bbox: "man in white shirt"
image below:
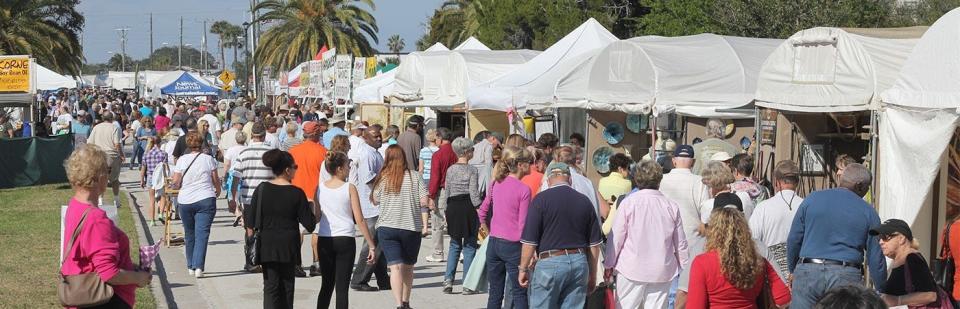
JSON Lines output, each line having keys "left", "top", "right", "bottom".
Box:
{"left": 218, "top": 116, "right": 245, "bottom": 154}
{"left": 749, "top": 160, "right": 802, "bottom": 284}
{"left": 349, "top": 126, "right": 391, "bottom": 291}
{"left": 658, "top": 144, "right": 711, "bottom": 308}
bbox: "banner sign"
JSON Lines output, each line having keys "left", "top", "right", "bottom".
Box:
{"left": 320, "top": 48, "right": 337, "bottom": 99}
{"left": 352, "top": 57, "right": 366, "bottom": 85}
{"left": 0, "top": 56, "right": 32, "bottom": 92}
{"left": 366, "top": 57, "right": 377, "bottom": 78}
{"left": 308, "top": 60, "right": 322, "bottom": 97}
{"left": 334, "top": 55, "right": 352, "bottom": 102}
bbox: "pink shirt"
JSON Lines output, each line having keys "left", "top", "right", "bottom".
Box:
{"left": 154, "top": 115, "right": 171, "bottom": 130}
{"left": 478, "top": 176, "right": 531, "bottom": 242}
{"left": 61, "top": 198, "right": 137, "bottom": 308}
{"left": 604, "top": 189, "right": 689, "bottom": 283}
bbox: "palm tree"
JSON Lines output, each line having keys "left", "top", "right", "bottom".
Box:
{"left": 387, "top": 34, "right": 404, "bottom": 58}
{"left": 253, "top": 0, "right": 378, "bottom": 71}
{"left": 0, "top": 0, "right": 85, "bottom": 76}
{"left": 210, "top": 21, "right": 242, "bottom": 72}
{"left": 221, "top": 25, "right": 243, "bottom": 73}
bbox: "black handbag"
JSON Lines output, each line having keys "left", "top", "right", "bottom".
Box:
{"left": 247, "top": 184, "right": 264, "bottom": 265}
{"left": 935, "top": 221, "right": 956, "bottom": 293}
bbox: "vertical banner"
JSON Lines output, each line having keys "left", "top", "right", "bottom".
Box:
{"left": 308, "top": 60, "right": 322, "bottom": 97}
{"left": 366, "top": 57, "right": 377, "bottom": 78}
{"left": 333, "top": 55, "right": 352, "bottom": 103}
{"left": 352, "top": 57, "right": 366, "bottom": 85}
{"left": 320, "top": 48, "right": 337, "bottom": 100}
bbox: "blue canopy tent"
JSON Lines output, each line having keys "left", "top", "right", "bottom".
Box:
{"left": 160, "top": 72, "right": 220, "bottom": 96}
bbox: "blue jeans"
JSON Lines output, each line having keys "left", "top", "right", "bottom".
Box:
{"left": 487, "top": 237, "right": 527, "bottom": 309}
{"left": 529, "top": 253, "right": 588, "bottom": 309}
{"left": 445, "top": 235, "right": 479, "bottom": 282}
{"left": 791, "top": 263, "right": 864, "bottom": 309}
{"left": 179, "top": 197, "right": 216, "bottom": 270}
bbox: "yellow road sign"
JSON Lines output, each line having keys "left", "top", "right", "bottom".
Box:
{"left": 219, "top": 70, "right": 235, "bottom": 84}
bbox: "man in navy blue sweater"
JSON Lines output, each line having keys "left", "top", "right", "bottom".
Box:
{"left": 786, "top": 163, "right": 886, "bottom": 309}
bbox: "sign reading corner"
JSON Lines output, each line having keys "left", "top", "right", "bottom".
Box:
{"left": 0, "top": 56, "right": 32, "bottom": 93}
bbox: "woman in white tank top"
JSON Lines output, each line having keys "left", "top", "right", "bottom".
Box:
{"left": 314, "top": 151, "right": 375, "bottom": 309}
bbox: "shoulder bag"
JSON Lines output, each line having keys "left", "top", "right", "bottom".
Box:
{"left": 906, "top": 253, "right": 956, "bottom": 309}
{"left": 935, "top": 221, "right": 956, "bottom": 292}
{"left": 169, "top": 153, "right": 201, "bottom": 190}
{"left": 248, "top": 184, "right": 264, "bottom": 265}
{"left": 755, "top": 260, "right": 777, "bottom": 309}
{"left": 58, "top": 208, "right": 115, "bottom": 307}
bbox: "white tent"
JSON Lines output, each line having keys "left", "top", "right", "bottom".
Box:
{"left": 36, "top": 65, "right": 76, "bottom": 90}
{"left": 454, "top": 37, "right": 491, "bottom": 51}
{"left": 876, "top": 8, "right": 960, "bottom": 228}
{"left": 755, "top": 27, "right": 918, "bottom": 113}
{"left": 391, "top": 49, "right": 540, "bottom": 108}
{"left": 467, "top": 18, "right": 617, "bottom": 111}
{"left": 551, "top": 34, "right": 781, "bottom": 118}
{"left": 352, "top": 42, "right": 449, "bottom": 104}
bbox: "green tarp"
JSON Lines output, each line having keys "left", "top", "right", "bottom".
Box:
{"left": 0, "top": 134, "right": 73, "bottom": 188}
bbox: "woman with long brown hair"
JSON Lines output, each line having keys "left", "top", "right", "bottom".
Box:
{"left": 477, "top": 146, "right": 533, "bottom": 309}
{"left": 372, "top": 145, "right": 428, "bottom": 309}
{"left": 686, "top": 207, "right": 791, "bottom": 308}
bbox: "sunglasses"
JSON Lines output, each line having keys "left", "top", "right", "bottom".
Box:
{"left": 879, "top": 233, "right": 900, "bottom": 241}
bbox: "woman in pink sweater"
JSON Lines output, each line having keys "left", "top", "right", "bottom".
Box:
{"left": 61, "top": 144, "right": 152, "bottom": 308}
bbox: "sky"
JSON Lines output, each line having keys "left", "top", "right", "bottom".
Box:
{"left": 77, "top": 0, "right": 445, "bottom": 65}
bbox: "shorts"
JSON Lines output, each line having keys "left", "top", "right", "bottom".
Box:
{"left": 378, "top": 226, "right": 422, "bottom": 266}
{"left": 106, "top": 155, "right": 121, "bottom": 185}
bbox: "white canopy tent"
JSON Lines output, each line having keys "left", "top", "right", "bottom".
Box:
{"left": 467, "top": 18, "right": 617, "bottom": 112}
{"left": 454, "top": 37, "right": 491, "bottom": 51}
{"left": 877, "top": 8, "right": 960, "bottom": 228}
{"left": 106, "top": 71, "right": 137, "bottom": 90}
{"left": 550, "top": 34, "right": 781, "bottom": 118}
{"left": 391, "top": 49, "right": 540, "bottom": 108}
{"left": 352, "top": 42, "right": 449, "bottom": 104}
{"left": 36, "top": 65, "right": 76, "bottom": 90}
{"left": 755, "top": 27, "right": 918, "bottom": 112}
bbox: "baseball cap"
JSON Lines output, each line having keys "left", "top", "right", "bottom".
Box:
{"left": 713, "top": 192, "right": 743, "bottom": 212}
{"left": 302, "top": 121, "right": 320, "bottom": 135}
{"left": 407, "top": 115, "right": 424, "bottom": 126}
{"left": 674, "top": 145, "right": 694, "bottom": 158}
{"left": 869, "top": 219, "right": 913, "bottom": 241}
{"left": 710, "top": 151, "right": 733, "bottom": 162}
{"left": 545, "top": 162, "right": 571, "bottom": 175}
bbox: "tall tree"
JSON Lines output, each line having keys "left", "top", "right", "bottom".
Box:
{"left": 253, "top": 0, "right": 379, "bottom": 72}
{"left": 210, "top": 21, "right": 242, "bottom": 71}
{"left": 0, "top": 0, "right": 85, "bottom": 76}
{"left": 387, "top": 34, "right": 404, "bottom": 58}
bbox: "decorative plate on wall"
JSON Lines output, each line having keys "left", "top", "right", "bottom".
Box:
{"left": 603, "top": 122, "right": 625, "bottom": 145}
{"left": 592, "top": 146, "right": 615, "bottom": 174}
{"left": 626, "top": 114, "right": 648, "bottom": 133}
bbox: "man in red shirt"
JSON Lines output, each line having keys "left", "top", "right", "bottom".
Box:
{"left": 426, "top": 127, "right": 457, "bottom": 262}
{"left": 288, "top": 121, "right": 327, "bottom": 276}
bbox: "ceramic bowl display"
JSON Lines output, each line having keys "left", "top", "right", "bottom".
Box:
{"left": 603, "top": 122, "right": 625, "bottom": 145}
{"left": 592, "top": 146, "right": 615, "bottom": 174}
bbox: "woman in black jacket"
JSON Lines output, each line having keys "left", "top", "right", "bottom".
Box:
{"left": 244, "top": 149, "right": 317, "bottom": 309}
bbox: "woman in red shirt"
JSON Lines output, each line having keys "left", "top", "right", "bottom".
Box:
{"left": 687, "top": 207, "right": 791, "bottom": 308}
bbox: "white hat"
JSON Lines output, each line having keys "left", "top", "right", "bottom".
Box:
{"left": 710, "top": 151, "right": 733, "bottom": 162}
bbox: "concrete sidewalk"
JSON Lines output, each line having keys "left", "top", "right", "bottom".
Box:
{"left": 121, "top": 168, "right": 489, "bottom": 309}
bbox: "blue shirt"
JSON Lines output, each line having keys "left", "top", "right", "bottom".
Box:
{"left": 139, "top": 106, "right": 153, "bottom": 117}
{"left": 521, "top": 185, "right": 602, "bottom": 253}
{"left": 321, "top": 126, "right": 348, "bottom": 148}
{"left": 787, "top": 188, "right": 886, "bottom": 291}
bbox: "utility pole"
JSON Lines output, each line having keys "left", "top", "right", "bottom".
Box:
{"left": 179, "top": 16, "right": 183, "bottom": 69}
{"left": 149, "top": 13, "right": 154, "bottom": 56}
{"left": 202, "top": 20, "right": 208, "bottom": 72}
{"left": 116, "top": 28, "right": 129, "bottom": 71}
{"left": 251, "top": 0, "right": 259, "bottom": 102}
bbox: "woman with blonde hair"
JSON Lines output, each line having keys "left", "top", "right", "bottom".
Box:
{"left": 699, "top": 161, "right": 754, "bottom": 227}
{"left": 687, "top": 207, "right": 791, "bottom": 308}
{"left": 871, "top": 219, "right": 942, "bottom": 307}
{"left": 61, "top": 144, "right": 152, "bottom": 308}
{"left": 171, "top": 132, "right": 221, "bottom": 278}
{"left": 196, "top": 119, "right": 215, "bottom": 156}
{"left": 417, "top": 129, "right": 440, "bottom": 236}
{"left": 373, "top": 145, "right": 429, "bottom": 309}
{"left": 504, "top": 134, "right": 526, "bottom": 149}
{"left": 477, "top": 146, "right": 533, "bottom": 309}
{"left": 319, "top": 135, "right": 351, "bottom": 184}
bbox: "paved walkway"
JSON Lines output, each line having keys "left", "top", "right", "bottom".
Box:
{"left": 121, "top": 168, "right": 489, "bottom": 309}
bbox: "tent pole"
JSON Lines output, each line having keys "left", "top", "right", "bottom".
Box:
{"left": 755, "top": 106, "right": 761, "bottom": 175}
{"left": 870, "top": 109, "right": 879, "bottom": 208}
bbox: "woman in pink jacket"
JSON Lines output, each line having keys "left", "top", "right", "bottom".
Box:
{"left": 61, "top": 144, "right": 152, "bottom": 308}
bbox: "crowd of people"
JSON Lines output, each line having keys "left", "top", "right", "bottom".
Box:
{"left": 51, "top": 87, "right": 957, "bottom": 309}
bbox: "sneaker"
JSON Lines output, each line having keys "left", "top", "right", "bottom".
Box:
{"left": 294, "top": 266, "right": 307, "bottom": 278}
{"left": 442, "top": 279, "right": 453, "bottom": 294}
{"left": 194, "top": 269, "right": 203, "bottom": 278}
{"left": 244, "top": 265, "right": 262, "bottom": 273}
{"left": 425, "top": 255, "right": 445, "bottom": 263}
{"left": 188, "top": 269, "right": 195, "bottom": 275}
{"left": 462, "top": 288, "right": 479, "bottom": 295}
{"left": 309, "top": 265, "right": 321, "bottom": 277}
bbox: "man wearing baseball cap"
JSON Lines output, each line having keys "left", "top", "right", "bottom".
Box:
{"left": 658, "top": 144, "right": 711, "bottom": 307}
{"left": 289, "top": 121, "right": 328, "bottom": 277}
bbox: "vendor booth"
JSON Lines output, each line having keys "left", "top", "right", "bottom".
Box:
{"left": 876, "top": 8, "right": 960, "bottom": 260}
{"left": 154, "top": 71, "right": 220, "bottom": 97}
{"left": 36, "top": 65, "right": 76, "bottom": 90}
{"left": 754, "top": 27, "right": 920, "bottom": 195}
{"left": 548, "top": 34, "right": 782, "bottom": 181}
{"left": 390, "top": 38, "right": 538, "bottom": 136}
{"left": 356, "top": 43, "right": 449, "bottom": 128}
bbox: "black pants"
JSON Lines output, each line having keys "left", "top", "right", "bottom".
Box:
{"left": 244, "top": 228, "right": 255, "bottom": 268}
{"left": 87, "top": 294, "right": 131, "bottom": 309}
{"left": 317, "top": 236, "right": 355, "bottom": 309}
{"left": 350, "top": 217, "right": 390, "bottom": 288}
{"left": 261, "top": 262, "right": 296, "bottom": 309}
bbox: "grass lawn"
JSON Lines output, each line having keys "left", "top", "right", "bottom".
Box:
{"left": 0, "top": 184, "right": 157, "bottom": 309}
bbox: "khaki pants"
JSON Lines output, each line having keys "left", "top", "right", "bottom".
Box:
{"left": 430, "top": 188, "right": 448, "bottom": 258}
